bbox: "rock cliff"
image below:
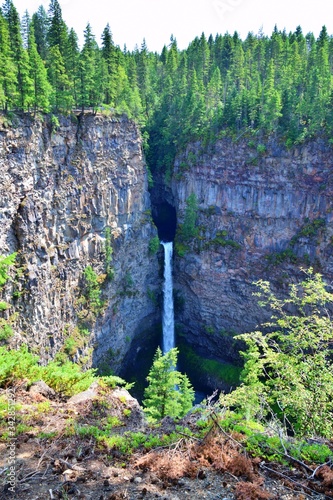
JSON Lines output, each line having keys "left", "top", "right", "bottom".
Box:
{"left": 171, "top": 137, "right": 333, "bottom": 363}
{"left": 0, "top": 113, "right": 159, "bottom": 371}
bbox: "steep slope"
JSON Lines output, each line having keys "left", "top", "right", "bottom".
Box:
{"left": 171, "top": 137, "right": 333, "bottom": 365}
{"left": 0, "top": 113, "right": 159, "bottom": 371}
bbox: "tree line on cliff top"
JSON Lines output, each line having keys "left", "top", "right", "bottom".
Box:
{"left": 1, "top": 0, "right": 333, "bottom": 171}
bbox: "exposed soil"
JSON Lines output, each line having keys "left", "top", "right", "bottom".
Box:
{"left": 1, "top": 383, "right": 332, "bottom": 500}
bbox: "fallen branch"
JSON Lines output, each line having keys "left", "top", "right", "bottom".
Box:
{"left": 309, "top": 459, "right": 333, "bottom": 480}
{"left": 260, "top": 461, "right": 333, "bottom": 499}
{"left": 49, "top": 456, "right": 85, "bottom": 472}
{"left": 19, "top": 470, "right": 45, "bottom": 483}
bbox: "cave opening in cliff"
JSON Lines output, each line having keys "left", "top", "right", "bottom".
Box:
{"left": 152, "top": 201, "right": 177, "bottom": 242}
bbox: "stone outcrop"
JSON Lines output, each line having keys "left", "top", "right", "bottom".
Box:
{"left": 0, "top": 113, "right": 159, "bottom": 371}
{"left": 171, "top": 137, "right": 333, "bottom": 363}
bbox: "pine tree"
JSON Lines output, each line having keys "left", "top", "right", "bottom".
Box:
{"left": 260, "top": 59, "right": 282, "bottom": 133}
{"left": 47, "top": 45, "right": 73, "bottom": 111}
{"left": 31, "top": 6, "right": 48, "bottom": 60}
{"left": 66, "top": 28, "right": 79, "bottom": 107}
{"left": 47, "top": 0, "right": 68, "bottom": 58}
{"left": 101, "top": 23, "right": 117, "bottom": 105}
{"left": 78, "top": 23, "right": 99, "bottom": 111}
{"left": 28, "top": 24, "right": 50, "bottom": 113}
{"left": 178, "top": 374, "right": 195, "bottom": 416}
{"left": 0, "top": 10, "right": 17, "bottom": 110}
{"left": 3, "top": 0, "right": 33, "bottom": 110}
{"left": 143, "top": 347, "right": 194, "bottom": 421}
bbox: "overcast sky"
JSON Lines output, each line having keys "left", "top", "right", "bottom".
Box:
{"left": 12, "top": 0, "right": 333, "bottom": 52}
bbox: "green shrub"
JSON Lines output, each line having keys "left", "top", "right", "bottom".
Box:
{"left": 104, "top": 227, "right": 114, "bottom": 280}
{"left": 257, "top": 143, "right": 266, "bottom": 154}
{"left": 0, "top": 253, "right": 17, "bottom": 288}
{"left": 221, "top": 270, "right": 333, "bottom": 438}
{"left": 174, "top": 241, "right": 188, "bottom": 257}
{"left": 246, "top": 433, "right": 287, "bottom": 463}
{"left": 182, "top": 193, "right": 199, "bottom": 241}
{"left": 0, "top": 345, "right": 40, "bottom": 385}
{"left": 299, "top": 443, "right": 332, "bottom": 463}
{"left": 41, "top": 361, "right": 96, "bottom": 396}
{"left": 0, "top": 322, "right": 13, "bottom": 340}
{"left": 0, "top": 346, "right": 101, "bottom": 396}
{"left": 148, "top": 236, "right": 160, "bottom": 254}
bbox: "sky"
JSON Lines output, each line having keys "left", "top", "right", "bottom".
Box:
{"left": 12, "top": 0, "right": 333, "bottom": 52}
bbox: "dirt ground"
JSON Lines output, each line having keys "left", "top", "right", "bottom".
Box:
{"left": 1, "top": 383, "right": 332, "bottom": 500}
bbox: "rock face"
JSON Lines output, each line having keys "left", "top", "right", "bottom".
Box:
{"left": 0, "top": 114, "right": 159, "bottom": 371}
{"left": 171, "top": 137, "right": 333, "bottom": 363}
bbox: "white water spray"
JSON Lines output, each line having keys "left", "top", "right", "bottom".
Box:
{"left": 161, "top": 241, "right": 175, "bottom": 354}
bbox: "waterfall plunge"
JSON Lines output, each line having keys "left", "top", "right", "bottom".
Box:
{"left": 161, "top": 241, "right": 175, "bottom": 354}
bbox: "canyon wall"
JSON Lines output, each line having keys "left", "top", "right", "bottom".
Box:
{"left": 0, "top": 114, "right": 159, "bottom": 371}
{"left": 171, "top": 137, "right": 333, "bottom": 363}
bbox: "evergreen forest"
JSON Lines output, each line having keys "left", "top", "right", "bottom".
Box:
{"left": 1, "top": 0, "right": 333, "bottom": 174}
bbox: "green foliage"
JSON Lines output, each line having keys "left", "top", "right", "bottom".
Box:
{"left": 245, "top": 433, "right": 289, "bottom": 463}
{"left": 147, "top": 287, "right": 157, "bottom": 305}
{"left": 74, "top": 425, "right": 186, "bottom": 455}
{"left": 299, "top": 443, "right": 332, "bottom": 463}
{"left": 82, "top": 265, "right": 105, "bottom": 315}
{"left": 176, "top": 193, "right": 199, "bottom": 252}
{"left": 148, "top": 236, "right": 160, "bottom": 255}
{"left": 37, "top": 431, "right": 57, "bottom": 440}
{"left": 182, "top": 193, "right": 198, "bottom": 240}
{"left": 0, "top": 343, "right": 128, "bottom": 396}
{"left": 256, "top": 144, "right": 266, "bottom": 154}
{"left": 104, "top": 227, "right": 114, "bottom": 280}
{"left": 0, "top": 253, "right": 16, "bottom": 288}
{"left": 98, "top": 375, "right": 131, "bottom": 390}
{"left": 0, "top": 322, "right": 13, "bottom": 340}
{"left": 142, "top": 347, "right": 195, "bottom": 422}
{"left": 266, "top": 219, "right": 326, "bottom": 267}
{"left": 297, "top": 218, "right": 325, "bottom": 238}
{"left": 245, "top": 432, "right": 332, "bottom": 465}
{"left": 180, "top": 342, "right": 241, "bottom": 386}
{"left": 265, "top": 248, "right": 297, "bottom": 266}
{"left": 174, "top": 241, "right": 188, "bottom": 257}
{"left": 59, "top": 325, "right": 91, "bottom": 362}
{"left": 0, "top": 345, "right": 102, "bottom": 396}
{"left": 221, "top": 269, "right": 333, "bottom": 438}
{"left": 35, "top": 361, "right": 96, "bottom": 396}
{"left": 207, "top": 230, "right": 241, "bottom": 250}
{"left": 0, "top": 8, "right": 332, "bottom": 160}
{"left": 0, "top": 345, "right": 40, "bottom": 386}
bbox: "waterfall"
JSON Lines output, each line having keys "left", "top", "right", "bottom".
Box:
{"left": 161, "top": 241, "right": 175, "bottom": 353}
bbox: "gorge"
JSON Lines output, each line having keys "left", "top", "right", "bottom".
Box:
{"left": 1, "top": 114, "right": 333, "bottom": 394}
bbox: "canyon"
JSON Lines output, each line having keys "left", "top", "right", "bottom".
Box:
{"left": 1, "top": 115, "right": 333, "bottom": 388}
